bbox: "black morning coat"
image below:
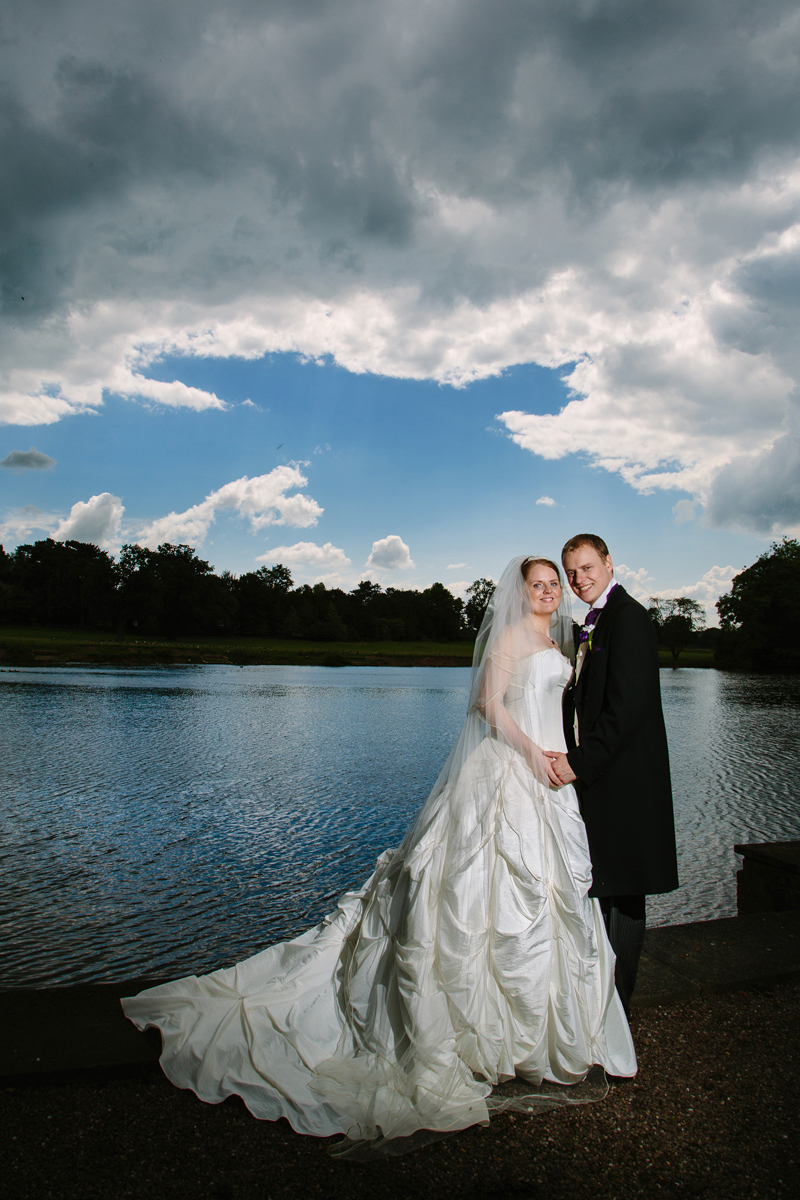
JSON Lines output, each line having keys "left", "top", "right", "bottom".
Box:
{"left": 563, "top": 583, "right": 679, "bottom": 899}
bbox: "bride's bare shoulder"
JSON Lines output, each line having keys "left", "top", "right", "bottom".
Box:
{"left": 489, "top": 620, "right": 547, "bottom": 660}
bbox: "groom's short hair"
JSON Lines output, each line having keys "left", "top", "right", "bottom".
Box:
{"left": 561, "top": 533, "right": 610, "bottom": 561}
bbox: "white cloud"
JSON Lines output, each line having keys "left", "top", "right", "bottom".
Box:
{"left": 256, "top": 541, "right": 350, "bottom": 568}
{"left": 673, "top": 500, "right": 697, "bottom": 524}
{"left": 446, "top": 562, "right": 467, "bottom": 569}
{"left": 651, "top": 566, "right": 739, "bottom": 627}
{"left": 535, "top": 495, "right": 555, "bottom": 507}
{"left": 54, "top": 493, "right": 124, "bottom": 550}
{"left": 1, "top": 446, "right": 56, "bottom": 470}
{"left": 612, "top": 564, "right": 656, "bottom": 604}
{"left": 366, "top": 535, "right": 415, "bottom": 570}
{"left": 136, "top": 466, "right": 322, "bottom": 548}
{"left": 445, "top": 579, "right": 471, "bottom": 599}
{"left": 305, "top": 571, "right": 353, "bottom": 589}
{"left": 0, "top": 504, "right": 60, "bottom": 543}
{"left": 615, "top": 562, "right": 737, "bottom": 625}
{"left": 2, "top": 2, "right": 800, "bottom": 532}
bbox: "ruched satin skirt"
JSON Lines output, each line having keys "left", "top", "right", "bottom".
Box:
{"left": 123, "top": 731, "right": 636, "bottom": 1143}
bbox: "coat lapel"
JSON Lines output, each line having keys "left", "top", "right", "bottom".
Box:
{"left": 574, "top": 582, "right": 625, "bottom": 699}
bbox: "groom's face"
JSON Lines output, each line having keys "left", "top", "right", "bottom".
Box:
{"left": 562, "top": 544, "right": 614, "bottom": 607}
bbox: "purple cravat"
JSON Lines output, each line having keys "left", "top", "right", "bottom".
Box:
{"left": 578, "top": 609, "right": 600, "bottom": 644}
{"left": 578, "top": 583, "right": 617, "bottom": 643}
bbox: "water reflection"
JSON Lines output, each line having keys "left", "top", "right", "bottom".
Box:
{"left": 1, "top": 664, "right": 799, "bottom": 988}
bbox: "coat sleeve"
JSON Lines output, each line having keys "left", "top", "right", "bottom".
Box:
{"left": 566, "top": 602, "right": 660, "bottom": 787}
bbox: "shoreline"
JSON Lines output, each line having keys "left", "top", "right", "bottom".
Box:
{"left": 4, "top": 911, "right": 800, "bottom": 1198}
{"left": 5, "top": 908, "right": 800, "bottom": 1079}
{"left": 0, "top": 627, "right": 717, "bottom": 669}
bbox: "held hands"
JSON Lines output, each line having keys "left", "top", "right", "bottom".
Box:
{"left": 543, "top": 751, "right": 577, "bottom": 786}
{"left": 526, "top": 744, "right": 566, "bottom": 789}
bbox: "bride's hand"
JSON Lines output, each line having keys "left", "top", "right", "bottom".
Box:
{"left": 545, "top": 751, "right": 576, "bottom": 785}
{"left": 527, "top": 746, "right": 564, "bottom": 789}
{"left": 543, "top": 756, "right": 564, "bottom": 788}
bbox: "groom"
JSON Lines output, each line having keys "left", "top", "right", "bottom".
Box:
{"left": 548, "top": 534, "right": 679, "bottom": 1014}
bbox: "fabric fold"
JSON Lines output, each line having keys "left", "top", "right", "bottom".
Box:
{"left": 123, "top": 647, "right": 636, "bottom": 1146}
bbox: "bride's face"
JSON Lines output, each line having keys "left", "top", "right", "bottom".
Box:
{"left": 524, "top": 563, "right": 562, "bottom": 618}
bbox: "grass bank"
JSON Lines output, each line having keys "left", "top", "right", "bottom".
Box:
{"left": 0, "top": 627, "right": 475, "bottom": 668}
{"left": 0, "top": 627, "right": 717, "bottom": 669}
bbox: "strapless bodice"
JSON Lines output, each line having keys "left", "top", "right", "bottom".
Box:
{"left": 503, "top": 647, "right": 572, "bottom": 753}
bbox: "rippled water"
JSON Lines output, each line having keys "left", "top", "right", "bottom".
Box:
{"left": 2, "top": 664, "right": 799, "bottom": 988}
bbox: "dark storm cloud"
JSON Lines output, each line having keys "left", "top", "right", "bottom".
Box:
{"left": 707, "top": 431, "right": 800, "bottom": 534}
{"left": 0, "top": 446, "right": 56, "bottom": 469}
{"left": 407, "top": 0, "right": 800, "bottom": 201}
{"left": 9, "top": 0, "right": 796, "bottom": 294}
{"left": 2, "top": 0, "right": 800, "bottom": 528}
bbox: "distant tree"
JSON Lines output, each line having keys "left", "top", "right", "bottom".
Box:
{"left": 648, "top": 596, "right": 706, "bottom": 666}
{"left": 350, "top": 579, "right": 383, "bottom": 608}
{"left": 233, "top": 564, "right": 294, "bottom": 635}
{"left": 256, "top": 564, "right": 293, "bottom": 593}
{"left": 715, "top": 538, "right": 800, "bottom": 671}
{"left": 381, "top": 586, "right": 422, "bottom": 640}
{"left": 463, "top": 578, "right": 495, "bottom": 636}
{"left": 118, "top": 543, "right": 233, "bottom": 636}
{"left": 290, "top": 581, "right": 351, "bottom": 641}
{"left": 9, "top": 539, "right": 117, "bottom": 628}
{"left": 419, "top": 582, "right": 463, "bottom": 641}
{"left": 0, "top": 543, "right": 30, "bottom": 623}
{"left": 346, "top": 579, "right": 384, "bottom": 639}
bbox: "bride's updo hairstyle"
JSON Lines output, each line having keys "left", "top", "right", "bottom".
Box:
{"left": 520, "top": 556, "right": 561, "bottom": 583}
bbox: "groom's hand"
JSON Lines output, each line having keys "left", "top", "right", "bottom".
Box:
{"left": 546, "top": 752, "right": 577, "bottom": 785}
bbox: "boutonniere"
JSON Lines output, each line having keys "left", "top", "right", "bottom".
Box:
{"left": 579, "top": 608, "right": 600, "bottom": 648}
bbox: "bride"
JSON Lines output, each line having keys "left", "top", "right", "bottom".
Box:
{"left": 123, "top": 556, "right": 636, "bottom": 1151}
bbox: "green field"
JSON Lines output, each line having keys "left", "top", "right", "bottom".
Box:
{"left": 0, "top": 627, "right": 475, "bottom": 667}
{"left": 0, "top": 626, "right": 717, "bottom": 669}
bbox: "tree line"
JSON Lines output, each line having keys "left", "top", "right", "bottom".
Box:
{"left": 1, "top": 536, "right": 797, "bottom": 668}
{"left": 648, "top": 537, "right": 800, "bottom": 670}
{"left": 0, "top": 539, "right": 495, "bottom": 643}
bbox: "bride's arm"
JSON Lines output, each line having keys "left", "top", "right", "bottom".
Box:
{"left": 476, "top": 646, "right": 562, "bottom": 788}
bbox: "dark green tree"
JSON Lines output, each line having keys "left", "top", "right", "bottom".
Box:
{"left": 233, "top": 564, "right": 294, "bottom": 635}
{"left": 463, "top": 578, "right": 495, "bottom": 636}
{"left": 419, "top": 582, "right": 463, "bottom": 641}
{"left": 715, "top": 538, "right": 800, "bottom": 671}
{"left": 346, "top": 579, "right": 384, "bottom": 639}
{"left": 0, "top": 543, "right": 30, "bottom": 623}
{"left": 648, "top": 596, "right": 706, "bottom": 666}
{"left": 9, "top": 539, "right": 117, "bottom": 628}
{"left": 118, "top": 543, "right": 234, "bottom": 636}
{"left": 351, "top": 580, "right": 383, "bottom": 603}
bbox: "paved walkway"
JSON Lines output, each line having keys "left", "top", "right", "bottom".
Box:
{"left": 3, "top": 908, "right": 800, "bottom": 1080}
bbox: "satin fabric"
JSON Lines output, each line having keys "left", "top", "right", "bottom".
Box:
{"left": 123, "top": 649, "right": 636, "bottom": 1143}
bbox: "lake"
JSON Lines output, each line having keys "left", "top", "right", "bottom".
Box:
{"left": 2, "top": 664, "right": 799, "bottom": 989}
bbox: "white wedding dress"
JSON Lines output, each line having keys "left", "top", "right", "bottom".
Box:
{"left": 123, "top": 647, "right": 636, "bottom": 1147}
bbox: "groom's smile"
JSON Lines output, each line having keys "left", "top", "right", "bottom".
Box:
{"left": 562, "top": 545, "right": 615, "bottom": 607}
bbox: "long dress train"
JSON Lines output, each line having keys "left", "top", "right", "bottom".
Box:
{"left": 122, "top": 647, "right": 636, "bottom": 1146}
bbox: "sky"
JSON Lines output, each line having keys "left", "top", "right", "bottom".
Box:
{"left": 2, "top": 0, "right": 799, "bottom": 623}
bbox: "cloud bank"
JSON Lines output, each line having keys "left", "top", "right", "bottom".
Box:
{"left": 3, "top": 1, "right": 800, "bottom": 531}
